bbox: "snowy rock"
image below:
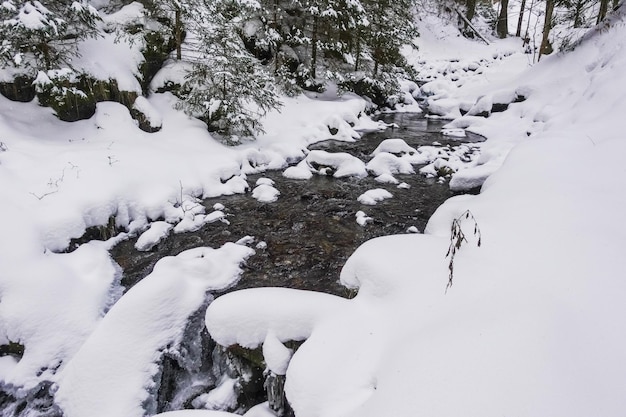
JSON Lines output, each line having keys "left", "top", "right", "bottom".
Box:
{"left": 366, "top": 152, "right": 415, "bottom": 178}
{"left": 305, "top": 150, "right": 367, "bottom": 178}
{"left": 252, "top": 184, "right": 280, "bottom": 203}
{"left": 357, "top": 189, "right": 393, "bottom": 205}
{"left": 205, "top": 288, "right": 348, "bottom": 349}
{"left": 371, "top": 139, "right": 417, "bottom": 157}
{"left": 191, "top": 376, "right": 239, "bottom": 412}
{"left": 135, "top": 221, "right": 172, "bottom": 251}
{"left": 426, "top": 98, "right": 462, "bottom": 119}
{"left": 467, "top": 95, "right": 493, "bottom": 117}
{"left": 131, "top": 96, "right": 162, "bottom": 133}
{"left": 283, "top": 160, "right": 314, "bottom": 180}
{"left": 263, "top": 332, "right": 293, "bottom": 375}
{"left": 355, "top": 211, "right": 373, "bottom": 226}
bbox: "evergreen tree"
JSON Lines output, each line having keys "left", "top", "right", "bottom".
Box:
{"left": 140, "top": 0, "right": 185, "bottom": 60}
{"left": 0, "top": 0, "right": 100, "bottom": 72}
{"left": 177, "top": 0, "right": 281, "bottom": 141}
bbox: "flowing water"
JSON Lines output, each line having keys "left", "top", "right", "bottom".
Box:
{"left": 111, "top": 113, "right": 478, "bottom": 297}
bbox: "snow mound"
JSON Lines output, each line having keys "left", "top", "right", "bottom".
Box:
{"left": 252, "top": 182, "right": 280, "bottom": 203}
{"left": 135, "top": 221, "right": 172, "bottom": 251}
{"left": 371, "top": 138, "right": 418, "bottom": 156}
{"left": 205, "top": 288, "right": 347, "bottom": 349}
{"left": 55, "top": 243, "right": 254, "bottom": 417}
{"left": 305, "top": 150, "right": 367, "bottom": 178}
{"left": 357, "top": 189, "right": 393, "bottom": 205}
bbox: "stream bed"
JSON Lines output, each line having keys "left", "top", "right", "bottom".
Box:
{"left": 111, "top": 113, "right": 480, "bottom": 297}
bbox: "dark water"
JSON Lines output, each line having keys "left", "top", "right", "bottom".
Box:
{"left": 111, "top": 113, "right": 474, "bottom": 297}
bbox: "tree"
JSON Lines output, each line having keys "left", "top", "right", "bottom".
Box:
{"left": 466, "top": 0, "right": 477, "bottom": 21}
{"left": 140, "top": 0, "right": 185, "bottom": 60}
{"left": 496, "top": 0, "right": 509, "bottom": 38}
{"left": 177, "top": 0, "right": 281, "bottom": 140}
{"left": 0, "top": 0, "right": 100, "bottom": 72}
{"left": 597, "top": 0, "right": 610, "bottom": 23}
{"left": 362, "top": 0, "right": 417, "bottom": 77}
{"left": 516, "top": 0, "right": 527, "bottom": 36}
{"left": 539, "top": 0, "right": 555, "bottom": 60}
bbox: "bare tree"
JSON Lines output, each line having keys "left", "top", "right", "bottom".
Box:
{"left": 466, "top": 0, "right": 477, "bottom": 21}
{"left": 516, "top": 0, "right": 527, "bottom": 36}
{"left": 539, "top": 0, "right": 555, "bottom": 61}
{"left": 496, "top": 0, "right": 509, "bottom": 38}
{"left": 597, "top": 0, "right": 610, "bottom": 23}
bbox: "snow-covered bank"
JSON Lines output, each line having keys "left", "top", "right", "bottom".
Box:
{"left": 204, "top": 5, "right": 626, "bottom": 417}
{"left": 0, "top": 79, "right": 375, "bottom": 397}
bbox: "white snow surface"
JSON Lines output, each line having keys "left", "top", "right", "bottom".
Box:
{"left": 204, "top": 5, "right": 626, "bottom": 417}
{"left": 135, "top": 221, "right": 172, "bottom": 251}
{"left": 1, "top": 2, "right": 626, "bottom": 417}
{"left": 55, "top": 243, "right": 254, "bottom": 417}
{"left": 357, "top": 188, "right": 393, "bottom": 205}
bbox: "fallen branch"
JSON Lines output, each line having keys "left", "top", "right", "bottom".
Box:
{"left": 455, "top": 8, "right": 491, "bottom": 45}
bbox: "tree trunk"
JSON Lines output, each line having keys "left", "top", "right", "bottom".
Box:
{"left": 273, "top": 0, "right": 280, "bottom": 74}
{"left": 525, "top": 0, "right": 536, "bottom": 37}
{"left": 539, "top": 0, "right": 555, "bottom": 61}
{"left": 516, "top": 0, "right": 527, "bottom": 36}
{"left": 597, "top": 0, "right": 610, "bottom": 23}
{"left": 613, "top": 0, "right": 619, "bottom": 10}
{"left": 572, "top": 0, "right": 584, "bottom": 28}
{"left": 311, "top": 15, "right": 318, "bottom": 80}
{"left": 354, "top": 30, "right": 361, "bottom": 72}
{"left": 466, "top": 0, "right": 476, "bottom": 21}
{"left": 496, "top": 0, "right": 509, "bottom": 38}
{"left": 175, "top": 7, "right": 182, "bottom": 60}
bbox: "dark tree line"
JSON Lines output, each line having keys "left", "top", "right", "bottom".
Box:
{"left": 138, "top": 0, "right": 418, "bottom": 139}
{"left": 458, "top": 0, "right": 620, "bottom": 60}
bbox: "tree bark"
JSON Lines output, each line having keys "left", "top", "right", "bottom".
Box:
{"left": 311, "top": 14, "right": 318, "bottom": 80}
{"left": 496, "top": 0, "right": 509, "bottom": 38}
{"left": 516, "top": 0, "right": 527, "bottom": 37}
{"left": 466, "top": 0, "right": 476, "bottom": 21}
{"left": 597, "top": 0, "right": 610, "bottom": 24}
{"left": 175, "top": 7, "right": 182, "bottom": 60}
{"left": 572, "top": 0, "right": 584, "bottom": 28}
{"left": 539, "top": 0, "right": 555, "bottom": 61}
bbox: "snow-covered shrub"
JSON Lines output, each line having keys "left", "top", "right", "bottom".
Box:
{"left": 34, "top": 69, "right": 97, "bottom": 122}
{"left": 0, "top": 0, "right": 101, "bottom": 72}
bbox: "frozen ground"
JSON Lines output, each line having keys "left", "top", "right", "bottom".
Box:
{"left": 0, "top": 1, "right": 625, "bottom": 417}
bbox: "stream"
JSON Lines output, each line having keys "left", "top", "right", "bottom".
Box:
{"left": 111, "top": 113, "right": 479, "bottom": 297}
{"left": 0, "top": 112, "right": 484, "bottom": 417}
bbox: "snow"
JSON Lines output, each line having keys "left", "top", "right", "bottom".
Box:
{"left": 252, "top": 180, "right": 280, "bottom": 203}
{"left": 55, "top": 242, "right": 254, "bottom": 417}
{"left": 355, "top": 211, "right": 372, "bottom": 227}
{"left": 205, "top": 4, "right": 626, "bottom": 417}
{"left": 263, "top": 331, "right": 293, "bottom": 375}
{"left": 1, "top": 1, "right": 626, "bottom": 417}
{"left": 133, "top": 96, "right": 163, "bottom": 129}
{"left": 305, "top": 150, "right": 367, "bottom": 178}
{"left": 192, "top": 376, "right": 239, "bottom": 412}
{"left": 154, "top": 403, "right": 277, "bottom": 417}
{"left": 135, "top": 220, "right": 172, "bottom": 251}
{"left": 357, "top": 189, "right": 393, "bottom": 205}
{"left": 205, "top": 288, "right": 348, "bottom": 349}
